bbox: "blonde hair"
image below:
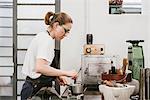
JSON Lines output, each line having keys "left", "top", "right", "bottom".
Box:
{"left": 44, "top": 11, "right": 73, "bottom": 27}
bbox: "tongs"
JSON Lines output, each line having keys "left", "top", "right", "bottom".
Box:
{"left": 74, "top": 67, "right": 82, "bottom": 84}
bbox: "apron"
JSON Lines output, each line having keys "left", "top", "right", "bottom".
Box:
{"left": 21, "top": 49, "right": 60, "bottom": 100}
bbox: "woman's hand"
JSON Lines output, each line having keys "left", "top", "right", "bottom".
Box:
{"left": 56, "top": 76, "right": 67, "bottom": 86}
{"left": 66, "top": 70, "right": 78, "bottom": 79}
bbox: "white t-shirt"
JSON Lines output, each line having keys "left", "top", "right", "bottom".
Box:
{"left": 22, "top": 31, "right": 54, "bottom": 79}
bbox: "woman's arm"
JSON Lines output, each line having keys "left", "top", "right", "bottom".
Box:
{"left": 35, "top": 58, "right": 77, "bottom": 77}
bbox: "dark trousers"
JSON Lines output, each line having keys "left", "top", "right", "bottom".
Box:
{"left": 21, "top": 49, "right": 60, "bottom": 100}
{"left": 21, "top": 75, "right": 55, "bottom": 100}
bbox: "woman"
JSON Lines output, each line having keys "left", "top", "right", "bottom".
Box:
{"left": 21, "top": 11, "right": 77, "bottom": 100}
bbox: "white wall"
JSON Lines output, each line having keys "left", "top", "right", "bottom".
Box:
{"left": 89, "top": 0, "right": 148, "bottom": 65}
{"left": 60, "top": 0, "right": 150, "bottom": 76}
{"left": 61, "top": 0, "right": 85, "bottom": 71}
{"left": 147, "top": 0, "right": 150, "bottom": 67}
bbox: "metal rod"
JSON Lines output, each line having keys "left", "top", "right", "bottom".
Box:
{"left": 13, "top": 0, "right": 17, "bottom": 99}
{"left": 55, "top": 0, "right": 61, "bottom": 50}
{"left": 17, "top": 79, "right": 25, "bottom": 81}
{"left": 17, "top": 64, "right": 23, "bottom": 66}
{"left": 55, "top": 0, "right": 61, "bottom": 94}
{"left": 0, "top": 36, "right": 12, "bottom": 38}
{"left": 0, "top": 2, "right": 13, "bottom": 3}
{"left": 17, "top": 18, "right": 44, "bottom": 21}
{"left": 0, "top": 46, "right": 12, "bottom": 48}
{"left": 17, "top": 3, "right": 55, "bottom": 6}
{"left": 0, "top": 16, "right": 12, "bottom": 18}
{"left": 17, "top": 49, "right": 27, "bottom": 51}
{"left": 0, "top": 6, "right": 13, "bottom": 8}
{"left": 0, "top": 26, "right": 12, "bottom": 28}
{"left": 0, "top": 56, "right": 13, "bottom": 57}
{"left": 0, "top": 75, "right": 13, "bottom": 77}
{"left": 17, "top": 34, "right": 36, "bottom": 36}
{"left": 0, "top": 4, "right": 12, "bottom": 6}
{"left": 0, "top": 65, "right": 13, "bottom": 67}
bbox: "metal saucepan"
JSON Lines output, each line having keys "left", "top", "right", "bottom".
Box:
{"left": 70, "top": 83, "right": 83, "bottom": 95}
{"left": 66, "top": 83, "right": 86, "bottom": 95}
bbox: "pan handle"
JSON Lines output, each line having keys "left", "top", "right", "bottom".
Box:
{"left": 83, "top": 87, "right": 87, "bottom": 93}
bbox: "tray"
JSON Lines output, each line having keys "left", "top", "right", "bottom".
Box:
{"left": 102, "top": 73, "right": 126, "bottom": 82}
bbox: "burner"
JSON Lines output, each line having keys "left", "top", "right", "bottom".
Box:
{"left": 62, "top": 87, "right": 84, "bottom": 100}
{"left": 68, "top": 94, "right": 84, "bottom": 100}
{"left": 61, "top": 86, "right": 102, "bottom": 100}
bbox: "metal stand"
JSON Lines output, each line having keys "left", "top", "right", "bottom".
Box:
{"left": 13, "top": 0, "right": 61, "bottom": 99}
{"left": 0, "top": 1, "right": 13, "bottom": 99}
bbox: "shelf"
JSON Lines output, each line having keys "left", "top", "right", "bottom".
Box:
{"left": 0, "top": 16, "right": 12, "bottom": 18}
{"left": 0, "top": 46, "right": 12, "bottom": 48}
{"left": 0, "top": 36, "right": 12, "bottom": 38}
{"left": 17, "top": 18, "right": 44, "bottom": 21}
{"left": 17, "top": 49, "right": 27, "bottom": 51}
{"left": 17, "top": 34, "right": 36, "bottom": 36}
{"left": 17, "top": 3, "right": 55, "bottom": 6}
{"left": 0, "top": 65, "right": 13, "bottom": 67}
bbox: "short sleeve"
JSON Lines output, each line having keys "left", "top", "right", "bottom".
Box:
{"left": 36, "top": 39, "right": 54, "bottom": 63}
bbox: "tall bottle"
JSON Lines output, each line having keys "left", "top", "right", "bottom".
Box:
{"left": 111, "top": 61, "right": 116, "bottom": 74}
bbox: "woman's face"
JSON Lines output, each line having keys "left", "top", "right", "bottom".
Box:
{"left": 54, "top": 23, "right": 72, "bottom": 40}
